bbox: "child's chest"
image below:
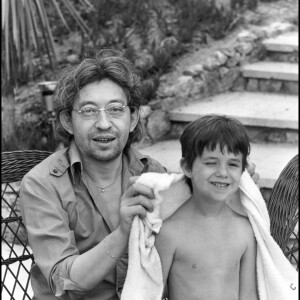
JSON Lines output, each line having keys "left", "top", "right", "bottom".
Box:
{"left": 173, "top": 220, "right": 247, "bottom": 272}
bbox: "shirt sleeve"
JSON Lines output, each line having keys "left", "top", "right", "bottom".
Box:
{"left": 51, "top": 256, "right": 92, "bottom": 299}
{"left": 20, "top": 170, "right": 91, "bottom": 298}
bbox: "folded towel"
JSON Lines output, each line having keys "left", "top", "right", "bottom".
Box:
{"left": 121, "top": 173, "right": 189, "bottom": 300}
{"left": 240, "top": 170, "right": 298, "bottom": 300}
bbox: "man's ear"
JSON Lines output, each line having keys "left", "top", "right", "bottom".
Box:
{"left": 180, "top": 157, "right": 192, "bottom": 178}
{"left": 129, "top": 107, "right": 139, "bottom": 133}
{"left": 59, "top": 111, "right": 74, "bottom": 135}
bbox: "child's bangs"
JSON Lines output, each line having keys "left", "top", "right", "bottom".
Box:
{"left": 194, "top": 128, "right": 250, "bottom": 157}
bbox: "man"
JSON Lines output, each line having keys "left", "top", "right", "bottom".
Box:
{"left": 20, "top": 48, "right": 258, "bottom": 300}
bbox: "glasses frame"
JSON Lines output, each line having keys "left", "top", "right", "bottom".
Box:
{"left": 72, "top": 104, "right": 132, "bottom": 119}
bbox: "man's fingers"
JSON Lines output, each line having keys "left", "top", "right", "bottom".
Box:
{"left": 125, "top": 205, "right": 148, "bottom": 220}
{"left": 251, "top": 172, "right": 260, "bottom": 185}
{"left": 246, "top": 161, "right": 256, "bottom": 175}
{"left": 122, "top": 194, "right": 154, "bottom": 212}
{"left": 124, "top": 181, "right": 155, "bottom": 199}
{"left": 128, "top": 176, "right": 139, "bottom": 185}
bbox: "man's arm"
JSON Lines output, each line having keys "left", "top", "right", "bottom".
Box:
{"left": 69, "top": 179, "right": 155, "bottom": 290}
{"left": 239, "top": 223, "right": 259, "bottom": 300}
{"left": 21, "top": 173, "right": 156, "bottom": 297}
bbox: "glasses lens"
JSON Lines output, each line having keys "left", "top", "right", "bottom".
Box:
{"left": 81, "top": 107, "right": 98, "bottom": 117}
{"left": 106, "top": 104, "right": 126, "bottom": 117}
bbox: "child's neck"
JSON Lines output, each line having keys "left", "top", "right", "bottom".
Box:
{"left": 191, "top": 195, "right": 229, "bottom": 217}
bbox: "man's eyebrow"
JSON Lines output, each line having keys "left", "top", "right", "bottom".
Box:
{"left": 79, "top": 99, "right": 126, "bottom": 106}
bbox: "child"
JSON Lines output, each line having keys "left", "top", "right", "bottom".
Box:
{"left": 155, "top": 114, "right": 259, "bottom": 300}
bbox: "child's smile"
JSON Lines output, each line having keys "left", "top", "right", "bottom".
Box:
{"left": 183, "top": 144, "right": 243, "bottom": 203}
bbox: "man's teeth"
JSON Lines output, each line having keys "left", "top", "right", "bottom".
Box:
{"left": 95, "top": 138, "right": 112, "bottom": 142}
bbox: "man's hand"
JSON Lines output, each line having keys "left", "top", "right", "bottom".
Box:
{"left": 246, "top": 161, "right": 260, "bottom": 186}
{"left": 119, "top": 177, "right": 154, "bottom": 236}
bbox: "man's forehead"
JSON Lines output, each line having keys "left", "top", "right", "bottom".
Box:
{"left": 74, "top": 81, "right": 128, "bottom": 106}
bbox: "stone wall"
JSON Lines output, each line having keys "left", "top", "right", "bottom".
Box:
{"left": 137, "top": 21, "right": 296, "bottom": 148}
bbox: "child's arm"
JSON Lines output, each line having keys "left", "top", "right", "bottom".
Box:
{"left": 239, "top": 224, "right": 259, "bottom": 300}
{"left": 155, "top": 221, "right": 176, "bottom": 298}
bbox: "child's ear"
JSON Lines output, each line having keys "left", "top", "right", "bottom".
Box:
{"left": 180, "top": 158, "right": 192, "bottom": 178}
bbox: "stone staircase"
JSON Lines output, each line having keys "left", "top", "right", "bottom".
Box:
{"left": 140, "top": 31, "right": 298, "bottom": 199}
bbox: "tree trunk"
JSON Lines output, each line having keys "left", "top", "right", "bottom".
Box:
{"left": 2, "top": 91, "right": 16, "bottom": 149}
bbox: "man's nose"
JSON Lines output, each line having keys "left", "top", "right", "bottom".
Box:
{"left": 94, "top": 111, "right": 112, "bottom": 129}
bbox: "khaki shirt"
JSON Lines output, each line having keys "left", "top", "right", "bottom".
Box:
{"left": 20, "top": 141, "right": 166, "bottom": 300}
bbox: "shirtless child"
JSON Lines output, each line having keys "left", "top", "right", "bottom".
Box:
{"left": 155, "top": 115, "right": 259, "bottom": 300}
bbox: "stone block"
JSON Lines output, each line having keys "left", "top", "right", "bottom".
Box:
{"left": 237, "top": 30, "right": 258, "bottom": 42}
{"left": 147, "top": 110, "right": 171, "bottom": 140}
{"left": 204, "top": 56, "right": 222, "bottom": 70}
{"left": 183, "top": 64, "right": 204, "bottom": 76}
{"left": 219, "top": 66, "right": 230, "bottom": 78}
{"left": 226, "top": 52, "right": 241, "bottom": 67}
{"left": 148, "top": 99, "right": 162, "bottom": 110}
{"left": 214, "top": 51, "right": 228, "bottom": 65}
{"left": 259, "top": 79, "right": 282, "bottom": 93}
{"left": 219, "top": 67, "right": 240, "bottom": 91}
{"left": 231, "top": 76, "right": 246, "bottom": 91}
{"left": 235, "top": 42, "right": 254, "bottom": 56}
{"left": 220, "top": 47, "right": 235, "bottom": 58}
{"left": 246, "top": 78, "right": 259, "bottom": 91}
{"left": 282, "top": 81, "right": 299, "bottom": 95}
{"left": 286, "top": 132, "right": 298, "bottom": 143}
{"left": 140, "top": 105, "right": 152, "bottom": 119}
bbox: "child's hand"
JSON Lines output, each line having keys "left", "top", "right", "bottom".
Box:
{"left": 246, "top": 161, "right": 260, "bottom": 186}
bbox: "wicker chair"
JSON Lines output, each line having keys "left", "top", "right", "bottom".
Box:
{"left": 1, "top": 150, "right": 52, "bottom": 300}
{"left": 267, "top": 154, "right": 299, "bottom": 271}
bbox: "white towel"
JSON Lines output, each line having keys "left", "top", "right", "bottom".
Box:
{"left": 121, "top": 173, "right": 190, "bottom": 300}
{"left": 239, "top": 170, "right": 298, "bottom": 300}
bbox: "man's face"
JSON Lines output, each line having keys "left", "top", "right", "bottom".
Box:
{"left": 182, "top": 144, "right": 243, "bottom": 203}
{"left": 65, "top": 79, "right": 138, "bottom": 162}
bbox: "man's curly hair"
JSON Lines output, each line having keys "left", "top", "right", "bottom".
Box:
{"left": 53, "top": 48, "right": 144, "bottom": 152}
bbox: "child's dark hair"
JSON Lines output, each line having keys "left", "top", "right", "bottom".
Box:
{"left": 180, "top": 114, "right": 251, "bottom": 191}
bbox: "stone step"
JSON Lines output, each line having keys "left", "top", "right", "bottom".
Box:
{"left": 242, "top": 62, "right": 298, "bottom": 81}
{"left": 168, "top": 92, "right": 298, "bottom": 130}
{"left": 139, "top": 140, "right": 298, "bottom": 189}
{"left": 263, "top": 32, "right": 298, "bottom": 53}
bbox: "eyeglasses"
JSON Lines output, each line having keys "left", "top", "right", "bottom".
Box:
{"left": 73, "top": 103, "right": 132, "bottom": 119}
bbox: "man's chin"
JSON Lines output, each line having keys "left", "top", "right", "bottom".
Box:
{"left": 89, "top": 148, "right": 122, "bottom": 162}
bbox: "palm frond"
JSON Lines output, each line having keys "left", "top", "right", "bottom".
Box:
{"left": 1, "top": 0, "right": 94, "bottom": 96}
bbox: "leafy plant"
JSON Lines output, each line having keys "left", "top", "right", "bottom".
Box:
{"left": 2, "top": 0, "right": 93, "bottom": 96}
{"left": 2, "top": 0, "right": 94, "bottom": 150}
{"left": 1, "top": 114, "right": 59, "bottom": 152}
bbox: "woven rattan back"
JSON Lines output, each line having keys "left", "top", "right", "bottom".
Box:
{"left": 267, "top": 154, "right": 299, "bottom": 270}
{"left": 1, "top": 150, "right": 52, "bottom": 300}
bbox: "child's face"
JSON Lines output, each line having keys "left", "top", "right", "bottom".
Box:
{"left": 182, "top": 144, "right": 243, "bottom": 203}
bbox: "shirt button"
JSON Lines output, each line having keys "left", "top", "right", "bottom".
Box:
{"left": 53, "top": 169, "right": 58, "bottom": 174}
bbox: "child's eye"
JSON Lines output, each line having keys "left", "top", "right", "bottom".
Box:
{"left": 205, "top": 162, "right": 216, "bottom": 165}
{"left": 229, "top": 163, "right": 240, "bottom": 167}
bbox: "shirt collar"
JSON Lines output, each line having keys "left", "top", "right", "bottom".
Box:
{"left": 125, "top": 147, "right": 150, "bottom": 175}
{"left": 49, "top": 140, "right": 150, "bottom": 182}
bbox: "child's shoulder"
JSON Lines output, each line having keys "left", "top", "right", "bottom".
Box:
{"left": 230, "top": 210, "right": 255, "bottom": 240}
{"left": 159, "top": 200, "right": 191, "bottom": 236}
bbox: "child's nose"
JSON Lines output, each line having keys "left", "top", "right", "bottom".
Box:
{"left": 216, "top": 164, "right": 228, "bottom": 177}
